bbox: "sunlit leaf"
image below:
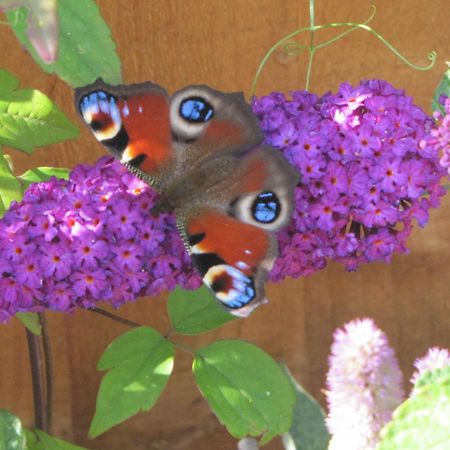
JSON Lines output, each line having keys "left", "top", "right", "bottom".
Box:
{"left": 6, "top": 0, "right": 122, "bottom": 87}
{"left": 16, "top": 312, "right": 41, "bottom": 336}
{"left": 0, "top": 151, "right": 22, "bottom": 216}
{"left": 19, "top": 166, "right": 70, "bottom": 190}
{"left": 25, "top": 428, "right": 88, "bottom": 450}
{"left": 0, "top": 409, "right": 26, "bottom": 450}
{"left": 89, "top": 327, "right": 174, "bottom": 438}
{"left": 168, "top": 286, "right": 236, "bottom": 335}
{"left": 281, "top": 365, "right": 330, "bottom": 450}
{"left": 432, "top": 65, "right": 450, "bottom": 115}
{"left": 377, "top": 368, "right": 450, "bottom": 450}
{"left": 193, "top": 340, "right": 295, "bottom": 444}
{"left": 0, "top": 69, "right": 78, "bottom": 153}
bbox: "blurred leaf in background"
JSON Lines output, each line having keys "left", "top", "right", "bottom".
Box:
{"left": 432, "top": 63, "right": 450, "bottom": 114}
{"left": 0, "top": 0, "right": 58, "bottom": 63}
{"left": 5, "top": 0, "right": 122, "bottom": 87}
{"left": 281, "top": 365, "right": 330, "bottom": 450}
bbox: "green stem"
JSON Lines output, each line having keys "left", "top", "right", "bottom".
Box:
{"left": 89, "top": 307, "right": 141, "bottom": 328}
{"left": 26, "top": 328, "right": 47, "bottom": 431}
{"left": 314, "top": 23, "right": 366, "bottom": 51}
{"left": 249, "top": 5, "right": 436, "bottom": 97}
{"left": 39, "top": 313, "right": 53, "bottom": 433}
{"left": 173, "top": 340, "right": 197, "bottom": 356}
{"left": 305, "top": 0, "right": 316, "bottom": 90}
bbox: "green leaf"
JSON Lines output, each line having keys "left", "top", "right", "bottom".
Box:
{"left": 0, "top": 70, "right": 19, "bottom": 92}
{"left": 0, "top": 151, "right": 23, "bottom": 216}
{"left": 432, "top": 64, "right": 450, "bottom": 114}
{"left": 1, "top": 153, "right": 14, "bottom": 172}
{"left": 6, "top": 0, "right": 122, "bottom": 87}
{"left": 281, "top": 365, "right": 330, "bottom": 450}
{"left": 89, "top": 327, "right": 174, "bottom": 438}
{"left": 19, "top": 166, "right": 70, "bottom": 190}
{"left": 377, "top": 369, "right": 450, "bottom": 450}
{"left": 0, "top": 69, "right": 78, "bottom": 153}
{"left": 168, "top": 286, "right": 236, "bottom": 335}
{"left": 16, "top": 312, "right": 41, "bottom": 336}
{"left": 193, "top": 340, "right": 295, "bottom": 444}
{"left": 0, "top": 409, "right": 26, "bottom": 450}
{"left": 25, "top": 428, "right": 88, "bottom": 450}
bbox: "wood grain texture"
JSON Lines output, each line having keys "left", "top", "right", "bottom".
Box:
{"left": 0, "top": 1, "right": 449, "bottom": 449}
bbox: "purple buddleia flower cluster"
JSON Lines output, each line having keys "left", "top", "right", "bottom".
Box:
{"left": 253, "top": 80, "right": 447, "bottom": 281}
{"left": 434, "top": 97, "right": 450, "bottom": 174}
{"left": 0, "top": 157, "right": 200, "bottom": 321}
{"left": 0, "top": 80, "right": 447, "bottom": 320}
{"left": 325, "top": 318, "right": 404, "bottom": 450}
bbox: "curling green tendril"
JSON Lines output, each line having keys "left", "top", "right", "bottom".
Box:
{"left": 250, "top": 4, "right": 436, "bottom": 97}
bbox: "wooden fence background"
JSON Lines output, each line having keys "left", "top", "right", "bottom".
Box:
{"left": 0, "top": 1, "right": 449, "bottom": 449}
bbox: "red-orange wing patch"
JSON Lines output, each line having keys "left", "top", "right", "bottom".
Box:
{"left": 188, "top": 211, "right": 269, "bottom": 275}
{"left": 118, "top": 93, "right": 172, "bottom": 174}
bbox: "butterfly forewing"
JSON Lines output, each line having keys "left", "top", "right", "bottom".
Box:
{"left": 75, "top": 79, "right": 173, "bottom": 189}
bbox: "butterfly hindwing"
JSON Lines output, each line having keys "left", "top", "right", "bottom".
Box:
{"left": 177, "top": 146, "right": 299, "bottom": 316}
{"left": 184, "top": 210, "right": 273, "bottom": 317}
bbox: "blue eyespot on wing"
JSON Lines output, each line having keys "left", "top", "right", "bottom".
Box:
{"left": 251, "top": 191, "right": 281, "bottom": 224}
{"left": 203, "top": 264, "right": 256, "bottom": 309}
{"left": 179, "top": 97, "right": 214, "bottom": 123}
{"left": 78, "top": 90, "right": 122, "bottom": 140}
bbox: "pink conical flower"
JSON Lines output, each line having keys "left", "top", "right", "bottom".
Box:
{"left": 325, "top": 318, "right": 404, "bottom": 450}
{"left": 435, "top": 97, "right": 450, "bottom": 174}
{"left": 411, "top": 347, "right": 450, "bottom": 386}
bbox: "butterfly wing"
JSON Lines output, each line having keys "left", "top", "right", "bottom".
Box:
{"left": 75, "top": 79, "right": 174, "bottom": 189}
{"left": 176, "top": 146, "right": 299, "bottom": 317}
{"left": 169, "top": 85, "right": 263, "bottom": 162}
{"left": 75, "top": 81, "right": 264, "bottom": 191}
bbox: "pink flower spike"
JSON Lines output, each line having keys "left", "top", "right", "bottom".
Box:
{"left": 411, "top": 347, "right": 450, "bottom": 386}
{"left": 325, "top": 318, "right": 404, "bottom": 450}
{"left": 436, "top": 97, "right": 450, "bottom": 175}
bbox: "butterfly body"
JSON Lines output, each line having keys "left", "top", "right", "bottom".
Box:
{"left": 75, "top": 79, "right": 299, "bottom": 317}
